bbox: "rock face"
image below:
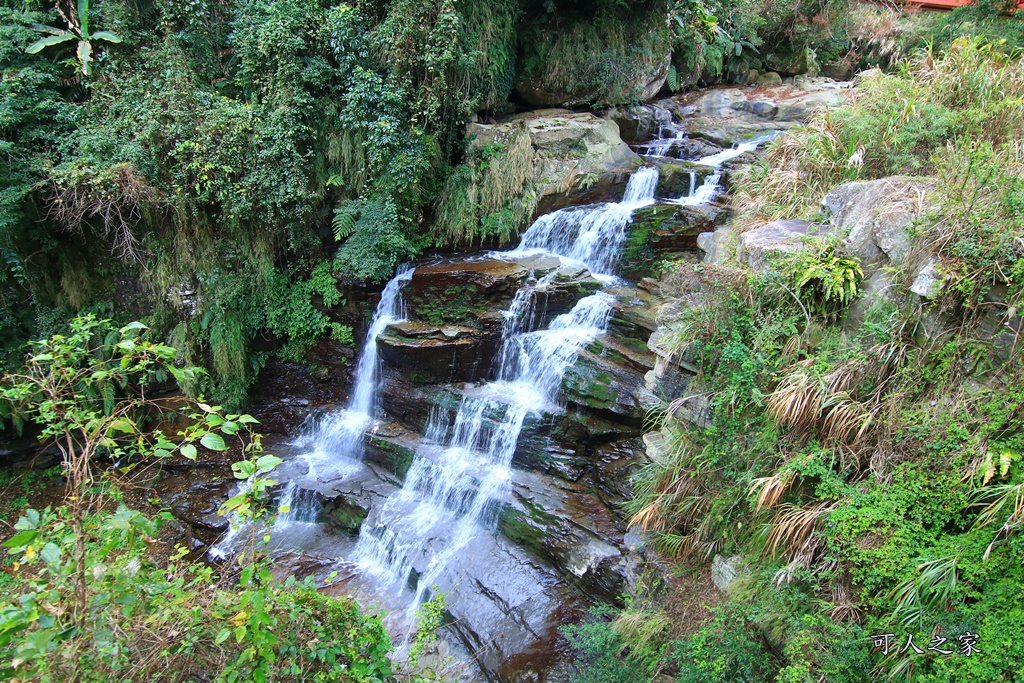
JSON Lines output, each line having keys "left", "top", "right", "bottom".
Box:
{"left": 467, "top": 111, "right": 641, "bottom": 216}
{"left": 687, "top": 81, "right": 849, "bottom": 147}
{"left": 820, "top": 176, "right": 934, "bottom": 266}
{"left": 736, "top": 219, "right": 814, "bottom": 273}
{"left": 516, "top": 56, "right": 670, "bottom": 108}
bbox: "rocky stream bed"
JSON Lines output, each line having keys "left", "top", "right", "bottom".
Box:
{"left": 139, "top": 80, "right": 856, "bottom": 682}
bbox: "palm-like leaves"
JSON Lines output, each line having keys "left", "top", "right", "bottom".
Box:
{"left": 25, "top": 0, "right": 122, "bottom": 76}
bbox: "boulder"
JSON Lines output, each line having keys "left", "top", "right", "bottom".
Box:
{"left": 711, "top": 554, "right": 745, "bottom": 591}
{"left": 696, "top": 88, "right": 749, "bottom": 116}
{"left": 821, "top": 176, "right": 935, "bottom": 266}
{"left": 736, "top": 219, "right": 815, "bottom": 273}
{"left": 756, "top": 71, "right": 783, "bottom": 86}
{"left": 910, "top": 258, "right": 944, "bottom": 299}
{"left": 468, "top": 111, "right": 641, "bottom": 213}
{"left": 624, "top": 203, "right": 721, "bottom": 278}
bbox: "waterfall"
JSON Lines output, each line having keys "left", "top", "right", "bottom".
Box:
{"left": 292, "top": 265, "right": 414, "bottom": 477}
{"left": 673, "top": 132, "right": 779, "bottom": 207}
{"left": 210, "top": 266, "right": 413, "bottom": 559}
{"left": 510, "top": 166, "right": 659, "bottom": 276}
{"left": 352, "top": 170, "right": 656, "bottom": 627}
{"left": 350, "top": 265, "right": 415, "bottom": 418}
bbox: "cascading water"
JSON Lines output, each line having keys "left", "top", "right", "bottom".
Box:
{"left": 210, "top": 266, "right": 414, "bottom": 560}
{"left": 292, "top": 265, "right": 414, "bottom": 478}
{"left": 509, "top": 166, "right": 659, "bottom": 277}
{"left": 351, "top": 169, "right": 659, "bottom": 629}
{"left": 672, "top": 132, "right": 780, "bottom": 207}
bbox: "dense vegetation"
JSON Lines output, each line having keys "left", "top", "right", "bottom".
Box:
{"left": 0, "top": 0, "right": 882, "bottom": 408}
{"left": 564, "top": 27, "right": 1024, "bottom": 683}
{"left": 3, "top": 0, "right": 1023, "bottom": 681}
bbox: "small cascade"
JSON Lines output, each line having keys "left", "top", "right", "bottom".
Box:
{"left": 672, "top": 132, "right": 780, "bottom": 207}
{"left": 510, "top": 166, "right": 659, "bottom": 276}
{"left": 351, "top": 172, "right": 653, "bottom": 630}
{"left": 292, "top": 265, "right": 414, "bottom": 477}
{"left": 353, "top": 292, "right": 614, "bottom": 627}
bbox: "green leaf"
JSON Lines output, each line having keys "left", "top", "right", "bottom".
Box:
{"left": 238, "top": 415, "right": 260, "bottom": 424}
{"left": 77, "top": 40, "right": 91, "bottom": 76}
{"left": 91, "top": 31, "right": 122, "bottom": 44}
{"left": 25, "top": 33, "right": 76, "bottom": 53}
{"left": 235, "top": 624, "right": 247, "bottom": 643}
{"left": 108, "top": 418, "right": 135, "bottom": 434}
{"left": 40, "top": 543, "right": 61, "bottom": 565}
{"left": 119, "top": 321, "right": 147, "bottom": 334}
{"left": 2, "top": 530, "right": 38, "bottom": 549}
{"left": 254, "top": 455, "right": 282, "bottom": 474}
{"left": 180, "top": 444, "right": 198, "bottom": 461}
{"left": 215, "top": 628, "right": 231, "bottom": 645}
{"left": 232, "top": 460, "right": 256, "bottom": 479}
{"left": 220, "top": 421, "right": 239, "bottom": 435}
{"left": 200, "top": 433, "right": 227, "bottom": 451}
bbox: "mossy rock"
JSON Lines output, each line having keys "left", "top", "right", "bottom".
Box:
{"left": 622, "top": 204, "right": 720, "bottom": 278}
{"left": 322, "top": 497, "right": 369, "bottom": 537}
{"left": 363, "top": 432, "right": 417, "bottom": 480}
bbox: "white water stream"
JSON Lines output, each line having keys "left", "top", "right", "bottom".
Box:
{"left": 210, "top": 116, "right": 778, "bottom": 653}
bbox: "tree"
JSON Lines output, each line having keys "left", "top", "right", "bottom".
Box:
{"left": 26, "top": 0, "right": 122, "bottom": 76}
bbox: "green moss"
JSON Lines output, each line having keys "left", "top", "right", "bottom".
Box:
{"left": 498, "top": 497, "right": 557, "bottom": 557}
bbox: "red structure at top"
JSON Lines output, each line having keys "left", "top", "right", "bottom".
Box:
{"left": 904, "top": 0, "right": 1023, "bottom": 10}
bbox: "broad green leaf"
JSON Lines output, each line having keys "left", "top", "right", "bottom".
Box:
{"left": 91, "top": 31, "right": 122, "bottom": 43}
{"left": 180, "top": 444, "right": 198, "bottom": 460}
{"left": 108, "top": 418, "right": 135, "bottom": 434}
{"left": 40, "top": 544, "right": 61, "bottom": 565}
{"left": 220, "top": 421, "right": 239, "bottom": 435}
{"left": 237, "top": 415, "right": 260, "bottom": 424}
{"left": 255, "top": 454, "right": 282, "bottom": 474}
{"left": 77, "top": 40, "right": 92, "bottom": 76}
{"left": 232, "top": 461, "right": 255, "bottom": 479}
{"left": 25, "top": 33, "right": 75, "bottom": 53}
{"left": 119, "top": 321, "right": 147, "bottom": 334}
{"left": 2, "top": 530, "right": 38, "bottom": 549}
{"left": 200, "top": 432, "right": 227, "bottom": 451}
{"left": 215, "top": 628, "right": 231, "bottom": 645}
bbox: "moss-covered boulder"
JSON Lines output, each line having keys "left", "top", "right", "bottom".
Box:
{"left": 621, "top": 203, "right": 721, "bottom": 278}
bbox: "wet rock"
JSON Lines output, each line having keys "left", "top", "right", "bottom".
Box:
{"left": 377, "top": 324, "right": 493, "bottom": 384}
{"left": 502, "top": 469, "right": 629, "bottom": 602}
{"left": 626, "top": 203, "right": 721, "bottom": 277}
{"left": 644, "top": 160, "right": 717, "bottom": 198}
{"left": 605, "top": 104, "right": 674, "bottom": 144}
{"left": 363, "top": 421, "right": 419, "bottom": 480}
{"left": 409, "top": 258, "right": 528, "bottom": 324}
{"left": 562, "top": 346, "right": 648, "bottom": 426}
{"left": 159, "top": 477, "right": 232, "bottom": 533}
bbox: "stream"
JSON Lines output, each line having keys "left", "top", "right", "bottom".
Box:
{"left": 209, "top": 117, "right": 777, "bottom": 682}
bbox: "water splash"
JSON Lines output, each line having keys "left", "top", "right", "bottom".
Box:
{"left": 508, "top": 166, "right": 659, "bottom": 276}
{"left": 672, "top": 132, "right": 780, "bottom": 207}
{"left": 291, "top": 265, "right": 415, "bottom": 473}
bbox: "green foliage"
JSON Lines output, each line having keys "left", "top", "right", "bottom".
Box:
{"left": 781, "top": 242, "right": 863, "bottom": 316}
{"left": 560, "top": 608, "right": 649, "bottom": 683}
{"left": 0, "top": 318, "right": 394, "bottom": 682}
{"left": 432, "top": 126, "right": 537, "bottom": 247}
{"left": 25, "top": 0, "right": 123, "bottom": 76}
{"left": 518, "top": 0, "right": 672, "bottom": 106}
{"left": 334, "top": 198, "right": 415, "bottom": 283}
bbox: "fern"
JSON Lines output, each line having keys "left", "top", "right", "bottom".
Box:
{"left": 332, "top": 201, "right": 360, "bottom": 241}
